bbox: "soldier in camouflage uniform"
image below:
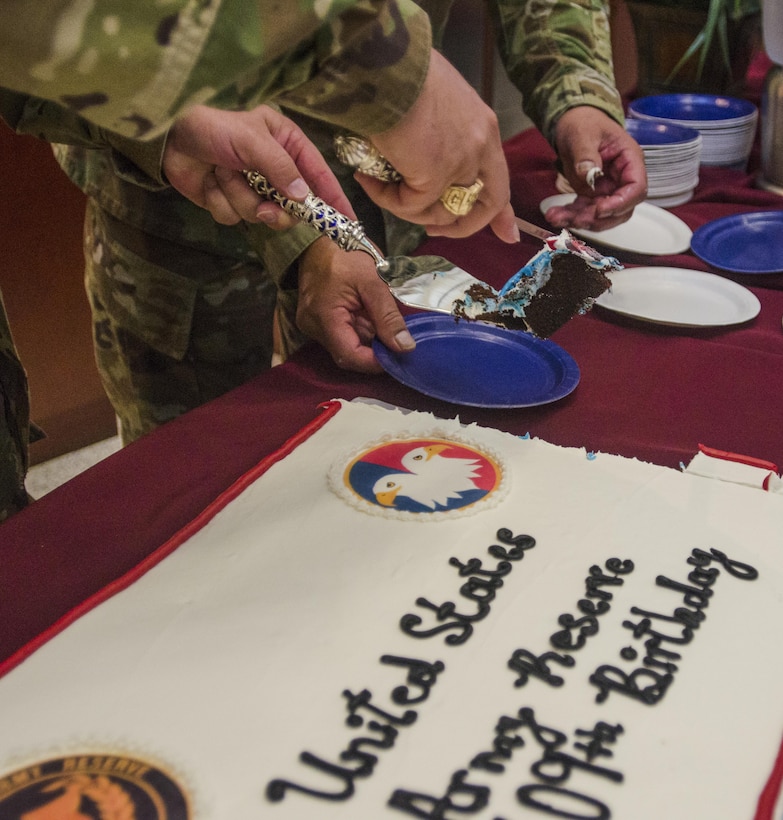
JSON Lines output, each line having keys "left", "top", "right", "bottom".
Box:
{"left": 0, "top": 0, "right": 459, "bottom": 518}
{"left": 0, "top": 0, "right": 646, "bottom": 518}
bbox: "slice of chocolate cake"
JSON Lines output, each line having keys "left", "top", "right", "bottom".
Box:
{"left": 453, "top": 230, "right": 620, "bottom": 338}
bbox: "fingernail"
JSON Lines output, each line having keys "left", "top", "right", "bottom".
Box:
{"left": 394, "top": 329, "right": 416, "bottom": 351}
{"left": 511, "top": 223, "right": 521, "bottom": 242}
{"left": 576, "top": 162, "right": 603, "bottom": 190}
{"left": 287, "top": 178, "right": 309, "bottom": 200}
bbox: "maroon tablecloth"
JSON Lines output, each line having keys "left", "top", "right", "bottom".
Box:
{"left": 2, "top": 124, "right": 783, "bottom": 673}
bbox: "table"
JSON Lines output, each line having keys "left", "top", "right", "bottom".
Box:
{"left": 2, "top": 119, "right": 783, "bottom": 675}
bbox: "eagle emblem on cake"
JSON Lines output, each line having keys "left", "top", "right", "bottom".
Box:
{"left": 331, "top": 436, "right": 507, "bottom": 519}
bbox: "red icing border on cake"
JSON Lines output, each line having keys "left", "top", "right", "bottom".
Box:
{"left": 0, "top": 400, "right": 343, "bottom": 681}
{"left": 756, "top": 733, "right": 783, "bottom": 820}
{"left": 698, "top": 443, "right": 779, "bottom": 474}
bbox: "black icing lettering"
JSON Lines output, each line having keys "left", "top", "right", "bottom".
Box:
{"left": 266, "top": 751, "right": 360, "bottom": 802}
{"left": 488, "top": 529, "right": 536, "bottom": 561}
{"left": 267, "top": 718, "right": 401, "bottom": 802}
{"left": 449, "top": 555, "right": 512, "bottom": 579}
{"left": 604, "top": 557, "right": 634, "bottom": 575}
{"left": 470, "top": 714, "right": 527, "bottom": 773}
{"left": 700, "top": 547, "right": 759, "bottom": 580}
{"left": 574, "top": 722, "right": 625, "bottom": 762}
{"left": 531, "top": 749, "right": 623, "bottom": 786}
{"left": 584, "top": 564, "right": 624, "bottom": 601}
{"left": 400, "top": 530, "right": 536, "bottom": 645}
{"left": 462, "top": 573, "right": 504, "bottom": 604}
{"left": 623, "top": 607, "right": 702, "bottom": 643}
{"left": 602, "top": 547, "right": 758, "bottom": 709}
{"left": 578, "top": 598, "right": 610, "bottom": 617}
{"left": 343, "top": 719, "right": 398, "bottom": 760}
{"left": 380, "top": 655, "right": 445, "bottom": 705}
{"left": 507, "top": 648, "right": 575, "bottom": 688}
{"left": 655, "top": 575, "right": 713, "bottom": 609}
{"left": 388, "top": 770, "right": 490, "bottom": 818}
{"left": 386, "top": 789, "right": 451, "bottom": 819}
{"left": 517, "top": 784, "right": 610, "bottom": 819}
{"left": 686, "top": 564, "right": 720, "bottom": 589}
{"left": 687, "top": 547, "right": 715, "bottom": 569}
{"left": 269, "top": 677, "right": 423, "bottom": 803}
{"left": 516, "top": 709, "right": 624, "bottom": 787}
{"left": 343, "top": 688, "right": 417, "bottom": 727}
{"left": 516, "top": 706, "right": 567, "bottom": 750}
{"left": 589, "top": 664, "right": 672, "bottom": 705}
{"left": 400, "top": 599, "right": 482, "bottom": 645}
{"left": 339, "top": 741, "right": 382, "bottom": 772}
{"left": 550, "top": 613, "right": 599, "bottom": 651}
{"left": 640, "top": 639, "right": 682, "bottom": 674}
{"left": 549, "top": 559, "right": 633, "bottom": 652}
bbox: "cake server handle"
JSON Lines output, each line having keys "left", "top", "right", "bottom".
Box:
{"left": 334, "top": 133, "right": 555, "bottom": 242}
{"left": 242, "top": 169, "right": 389, "bottom": 272}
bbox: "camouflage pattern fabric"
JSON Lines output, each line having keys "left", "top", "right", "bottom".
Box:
{"left": 489, "top": 0, "right": 622, "bottom": 142}
{"left": 0, "top": 0, "right": 433, "bottom": 511}
{"left": 2, "top": 0, "right": 621, "bottom": 452}
{"left": 76, "top": 111, "right": 421, "bottom": 444}
{"left": 0, "top": 289, "right": 31, "bottom": 522}
{"left": 0, "top": 0, "right": 622, "bottom": 514}
{"left": 84, "top": 203, "right": 279, "bottom": 444}
{"left": 0, "top": 1, "right": 432, "bottom": 142}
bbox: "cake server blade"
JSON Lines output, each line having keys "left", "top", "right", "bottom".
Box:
{"left": 515, "top": 216, "right": 555, "bottom": 242}
{"left": 243, "top": 170, "right": 512, "bottom": 321}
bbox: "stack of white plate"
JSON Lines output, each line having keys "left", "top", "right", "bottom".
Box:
{"left": 625, "top": 118, "right": 702, "bottom": 207}
{"left": 628, "top": 94, "right": 758, "bottom": 170}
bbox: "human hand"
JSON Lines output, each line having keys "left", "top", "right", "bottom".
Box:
{"left": 295, "top": 238, "right": 416, "bottom": 374}
{"left": 357, "top": 50, "right": 519, "bottom": 245}
{"left": 546, "top": 107, "right": 647, "bottom": 232}
{"left": 162, "top": 104, "right": 355, "bottom": 228}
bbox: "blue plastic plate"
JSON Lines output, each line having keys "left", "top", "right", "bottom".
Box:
{"left": 691, "top": 211, "right": 783, "bottom": 274}
{"left": 629, "top": 94, "right": 756, "bottom": 122}
{"left": 372, "top": 314, "right": 580, "bottom": 408}
{"left": 625, "top": 118, "right": 700, "bottom": 145}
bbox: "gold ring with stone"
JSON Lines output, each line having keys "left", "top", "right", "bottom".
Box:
{"left": 439, "top": 178, "right": 484, "bottom": 216}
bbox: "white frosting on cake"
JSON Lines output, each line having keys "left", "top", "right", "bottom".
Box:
{"left": 1, "top": 400, "right": 782, "bottom": 819}
{"left": 454, "top": 230, "right": 618, "bottom": 332}
{"left": 498, "top": 229, "right": 620, "bottom": 304}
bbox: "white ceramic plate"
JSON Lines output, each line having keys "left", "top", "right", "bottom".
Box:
{"left": 540, "top": 194, "right": 693, "bottom": 255}
{"left": 595, "top": 266, "right": 761, "bottom": 327}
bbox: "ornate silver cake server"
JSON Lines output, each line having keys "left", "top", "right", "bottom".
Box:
{"left": 243, "top": 170, "right": 507, "bottom": 319}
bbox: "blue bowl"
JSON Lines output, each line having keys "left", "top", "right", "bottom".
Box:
{"left": 629, "top": 94, "right": 756, "bottom": 123}
{"left": 625, "top": 118, "right": 700, "bottom": 146}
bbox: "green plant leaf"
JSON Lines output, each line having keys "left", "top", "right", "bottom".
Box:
{"left": 665, "top": 30, "right": 708, "bottom": 83}
{"left": 663, "top": 0, "right": 753, "bottom": 82}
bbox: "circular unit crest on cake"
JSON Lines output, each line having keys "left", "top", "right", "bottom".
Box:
{"left": 0, "top": 753, "right": 190, "bottom": 819}
{"left": 329, "top": 432, "right": 508, "bottom": 520}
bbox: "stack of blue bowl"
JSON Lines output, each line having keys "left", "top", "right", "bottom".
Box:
{"left": 628, "top": 94, "right": 758, "bottom": 171}
{"left": 625, "top": 118, "right": 702, "bottom": 207}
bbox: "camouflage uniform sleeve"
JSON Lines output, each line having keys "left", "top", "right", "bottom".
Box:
{"left": 272, "top": 1, "right": 432, "bottom": 135}
{"left": 488, "top": 0, "right": 624, "bottom": 145}
{"left": 0, "top": 0, "right": 431, "bottom": 141}
{"left": 0, "top": 89, "right": 168, "bottom": 187}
